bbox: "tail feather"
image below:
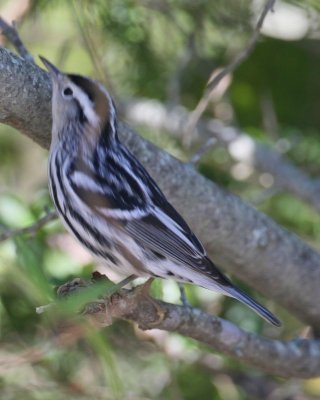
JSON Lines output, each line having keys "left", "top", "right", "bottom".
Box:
{"left": 226, "top": 286, "right": 281, "bottom": 327}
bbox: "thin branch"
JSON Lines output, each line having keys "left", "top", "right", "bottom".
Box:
{"left": 0, "top": 16, "right": 33, "bottom": 62}
{"left": 249, "top": 185, "right": 281, "bottom": 206}
{"left": 0, "top": 210, "right": 57, "bottom": 243}
{"left": 189, "top": 137, "right": 217, "bottom": 164}
{"left": 36, "top": 279, "right": 320, "bottom": 379}
{"left": 0, "top": 0, "right": 31, "bottom": 46}
{"left": 185, "top": 0, "right": 275, "bottom": 144}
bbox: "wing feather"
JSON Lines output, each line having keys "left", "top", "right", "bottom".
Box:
{"left": 125, "top": 207, "right": 230, "bottom": 283}
{"left": 69, "top": 154, "right": 230, "bottom": 283}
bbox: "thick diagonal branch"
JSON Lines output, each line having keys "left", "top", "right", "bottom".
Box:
{"left": 1, "top": 48, "right": 320, "bottom": 329}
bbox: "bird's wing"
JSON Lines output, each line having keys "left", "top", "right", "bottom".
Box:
{"left": 69, "top": 154, "right": 229, "bottom": 281}
{"left": 68, "top": 157, "right": 281, "bottom": 327}
{"left": 123, "top": 202, "right": 231, "bottom": 283}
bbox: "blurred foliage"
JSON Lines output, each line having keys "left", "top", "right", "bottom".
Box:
{"left": 231, "top": 38, "right": 320, "bottom": 130}
{"left": 1, "top": 0, "right": 320, "bottom": 398}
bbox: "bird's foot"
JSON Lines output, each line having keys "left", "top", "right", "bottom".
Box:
{"left": 178, "top": 282, "right": 191, "bottom": 307}
{"left": 53, "top": 275, "right": 166, "bottom": 328}
{"left": 92, "top": 272, "right": 137, "bottom": 297}
{"left": 54, "top": 273, "right": 137, "bottom": 326}
{"left": 85, "top": 273, "right": 137, "bottom": 326}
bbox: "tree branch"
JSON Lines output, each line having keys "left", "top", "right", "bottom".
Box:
{"left": 1, "top": 48, "right": 320, "bottom": 329}
{"left": 0, "top": 15, "right": 33, "bottom": 62}
{"left": 110, "top": 291, "right": 320, "bottom": 379}
{"left": 37, "top": 279, "right": 320, "bottom": 379}
{"left": 124, "top": 98, "right": 320, "bottom": 213}
{"left": 0, "top": 209, "right": 57, "bottom": 242}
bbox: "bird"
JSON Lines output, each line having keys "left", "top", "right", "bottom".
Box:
{"left": 40, "top": 56, "right": 281, "bottom": 327}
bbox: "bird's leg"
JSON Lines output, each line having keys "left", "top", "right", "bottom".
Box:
{"left": 84, "top": 274, "right": 138, "bottom": 326}
{"left": 113, "top": 274, "right": 137, "bottom": 293}
{"left": 178, "top": 282, "right": 190, "bottom": 307}
{"left": 91, "top": 272, "right": 137, "bottom": 297}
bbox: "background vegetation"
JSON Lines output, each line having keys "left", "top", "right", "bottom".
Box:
{"left": 1, "top": 0, "right": 320, "bottom": 398}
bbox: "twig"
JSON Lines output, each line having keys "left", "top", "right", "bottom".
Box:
{"left": 34, "top": 278, "right": 320, "bottom": 379}
{"left": 0, "top": 16, "right": 33, "bottom": 62}
{"left": 0, "top": 0, "right": 31, "bottom": 46}
{"left": 249, "top": 185, "right": 280, "bottom": 206}
{"left": 190, "top": 137, "right": 217, "bottom": 164}
{"left": 0, "top": 210, "right": 57, "bottom": 243}
{"left": 185, "top": 0, "right": 275, "bottom": 145}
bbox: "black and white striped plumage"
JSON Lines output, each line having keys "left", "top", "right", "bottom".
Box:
{"left": 41, "top": 57, "right": 281, "bottom": 327}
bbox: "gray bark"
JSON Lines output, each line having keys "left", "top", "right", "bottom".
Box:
{"left": 111, "top": 288, "right": 320, "bottom": 379}
{"left": 67, "top": 282, "right": 320, "bottom": 379}
{"left": 1, "top": 47, "right": 320, "bottom": 329}
{"left": 124, "top": 98, "right": 320, "bottom": 212}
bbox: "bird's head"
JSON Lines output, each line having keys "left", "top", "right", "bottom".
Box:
{"left": 40, "top": 56, "right": 116, "bottom": 149}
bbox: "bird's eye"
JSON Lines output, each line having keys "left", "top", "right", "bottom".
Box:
{"left": 63, "top": 87, "right": 73, "bottom": 97}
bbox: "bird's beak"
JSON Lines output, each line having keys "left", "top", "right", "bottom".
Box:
{"left": 39, "top": 56, "right": 62, "bottom": 80}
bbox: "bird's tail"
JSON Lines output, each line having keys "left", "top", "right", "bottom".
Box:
{"left": 225, "top": 286, "right": 281, "bottom": 327}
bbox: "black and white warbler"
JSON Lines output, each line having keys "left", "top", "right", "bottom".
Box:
{"left": 41, "top": 56, "right": 281, "bottom": 327}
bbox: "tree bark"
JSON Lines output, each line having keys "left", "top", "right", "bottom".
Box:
{"left": 124, "top": 98, "right": 320, "bottom": 213}
{"left": 47, "top": 280, "right": 320, "bottom": 379}
{"left": 103, "top": 286, "right": 320, "bottom": 379}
